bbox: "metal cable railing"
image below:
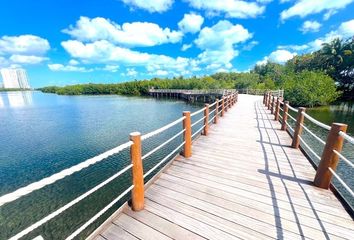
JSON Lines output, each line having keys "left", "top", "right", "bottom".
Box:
{"left": 264, "top": 91, "right": 354, "bottom": 207}
{"left": 3, "top": 91, "right": 238, "bottom": 240}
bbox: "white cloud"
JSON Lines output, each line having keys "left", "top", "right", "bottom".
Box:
{"left": 178, "top": 13, "right": 204, "bottom": 33}
{"left": 61, "top": 39, "right": 194, "bottom": 75}
{"left": 126, "top": 68, "right": 138, "bottom": 76}
{"left": 60, "top": 19, "right": 254, "bottom": 76}
{"left": 0, "top": 56, "right": 8, "bottom": 67}
{"left": 48, "top": 63, "right": 120, "bottom": 73}
{"left": 280, "top": 19, "right": 354, "bottom": 53}
{"left": 185, "top": 0, "right": 265, "bottom": 18}
{"left": 243, "top": 40, "right": 259, "bottom": 51}
{"left": 9, "top": 55, "right": 48, "bottom": 64}
{"left": 300, "top": 21, "right": 321, "bottom": 33}
{"left": 269, "top": 50, "right": 296, "bottom": 63}
{"left": 0, "top": 35, "right": 50, "bottom": 55}
{"left": 181, "top": 44, "right": 192, "bottom": 51}
{"left": 280, "top": 0, "right": 354, "bottom": 21}
{"left": 195, "top": 20, "right": 252, "bottom": 50}
{"left": 155, "top": 69, "right": 169, "bottom": 76}
{"left": 256, "top": 0, "right": 273, "bottom": 3}
{"left": 69, "top": 59, "right": 79, "bottom": 65}
{"left": 194, "top": 20, "right": 252, "bottom": 69}
{"left": 0, "top": 35, "right": 50, "bottom": 67}
{"left": 257, "top": 50, "right": 296, "bottom": 65}
{"left": 121, "top": 0, "right": 174, "bottom": 13}
{"left": 48, "top": 63, "right": 92, "bottom": 72}
{"left": 256, "top": 58, "right": 268, "bottom": 66}
{"left": 63, "top": 16, "right": 183, "bottom": 48}
{"left": 101, "top": 65, "right": 119, "bottom": 72}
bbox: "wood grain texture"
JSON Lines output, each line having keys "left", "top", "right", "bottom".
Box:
{"left": 94, "top": 94, "right": 354, "bottom": 240}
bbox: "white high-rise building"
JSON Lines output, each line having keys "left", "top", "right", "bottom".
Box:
{"left": 0, "top": 68, "right": 31, "bottom": 89}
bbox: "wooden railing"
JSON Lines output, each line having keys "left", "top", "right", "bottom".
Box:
{"left": 0, "top": 92, "right": 238, "bottom": 240}
{"left": 149, "top": 89, "right": 237, "bottom": 95}
{"left": 238, "top": 89, "right": 284, "bottom": 97}
{"left": 263, "top": 92, "right": 354, "bottom": 200}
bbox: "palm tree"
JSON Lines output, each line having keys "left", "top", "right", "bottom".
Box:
{"left": 321, "top": 38, "right": 345, "bottom": 66}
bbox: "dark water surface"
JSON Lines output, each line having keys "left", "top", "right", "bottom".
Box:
{"left": 287, "top": 101, "right": 354, "bottom": 209}
{"left": 0, "top": 91, "right": 203, "bottom": 239}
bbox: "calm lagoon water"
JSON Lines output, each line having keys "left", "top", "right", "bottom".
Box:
{"left": 0, "top": 91, "right": 202, "bottom": 239}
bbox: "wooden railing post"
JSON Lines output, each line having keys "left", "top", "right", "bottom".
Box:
{"left": 263, "top": 93, "right": 266, "bottom": 105}
{"left": 291, "top": 107, "right": 306, "bottom": 149}
{"left": 203, "top": 104, "right": 209, "bottom": 135}
{"left": 221, "top": 97, "right": 225, "bottom": 117}
{"left": 130, "top": 132, "right": 144, "bottom": 211}
{"left": 270, "top": 96, "right": 275, "bottom": 114}
{"left": 264, "top": 92, "right": 268, "bottom": 106}
{"left": 214, "top": 100, "right": 219, "bottom": 124}
{"left": 267, "top": 94, "right": 272, "bottom": 110}
{"left": 274, "top": 97, "right": 281, "bottom": 121}
{"left": 225, "top": 96, "right": 228, "bottom": 112}
{"left": 182, "top": 111, "right": 192, "bottom": 158}
{"left": 281, "top": 101, "right": 289, "bottom": 131}
{"left": 314, "top": 123, "right": 348, "bottom": 189}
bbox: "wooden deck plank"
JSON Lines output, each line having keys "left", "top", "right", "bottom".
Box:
{"left": 158, "top": 172, "right": 354, "bottom": 229}
{"left": 152, "top": 178, "right": 353, "bottom": 240}
{"left": 123, "top": 207, "right": 206, "bottom": 240}
{"left": 113, "top": 213, "right": 171, "bottom": 240}
{"left": 144, "top": 199, "right": 240, "bottom": 240}
{"left": 92, "top": 94, "right": 354, "bottom": 240}
{"left": 100, "top": 224, "right": 138, "bottom": 240}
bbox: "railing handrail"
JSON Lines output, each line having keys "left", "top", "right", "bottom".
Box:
{"left": 148, "top": 88, "right": 237, "bottom": 95}
{"left": 3, "top": 91, "right": 238, "bottom": 240}
{"left": 263, "top": 92, "right": 354, "bottom": 208}
{"left": 0, "top": 141, "right": 133, "bottom": 207}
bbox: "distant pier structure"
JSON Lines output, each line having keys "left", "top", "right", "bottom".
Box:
{"left": 148, "top": 89, "right": 236, "bottom": 103}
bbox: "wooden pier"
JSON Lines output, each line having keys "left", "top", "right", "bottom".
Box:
{"left": 91, "top": 94, "right": 354, "bottom": 240}
{"left": 3, "top": 91, "right": 354, "bottom": 240}
{"left": 148, "top": 89, "right": 236, "bottom": 103}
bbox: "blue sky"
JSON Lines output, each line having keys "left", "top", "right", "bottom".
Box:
{"left": 0, "top": 0, "right": 353, "bottom": 87}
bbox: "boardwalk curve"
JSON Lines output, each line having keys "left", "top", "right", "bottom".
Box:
{"left": 92, "top": 94, "right": 354, "bottom": 240}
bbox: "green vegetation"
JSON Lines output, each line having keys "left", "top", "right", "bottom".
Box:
{"left": 39, "top": 38, "right": 353, "bottom": 107}
{"left": 0, "top": 88, "right": 31, "bottom": 92}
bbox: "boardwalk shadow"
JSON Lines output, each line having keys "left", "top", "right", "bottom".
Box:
{"left": 254, "top": 101, "right": 330, "bottom": 240}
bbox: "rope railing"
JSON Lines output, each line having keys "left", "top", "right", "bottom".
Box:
{"left": 66, "top": 185, "right": 135, "bottom": 240}
{"left": 190, "top": 107, "right": 206, "bottom": 117}
{"left": 298, "top": 136, "right": 322, "bottom": 161}
{"left": 300, "top": 123, "right": 326, "bottom": 145}
{"left": 333, "top": 150, "right": 354, "bottom": 168}
{"left": 302, "top": 112, "right": 331, "bottom": 131}
{"left": 339, "top": 131, "right": 354, "bottom": 144}
{"left": 0, "top": 141, "right": 133, "bottom": 207}
{"left": 263, "top": 91, "right": 354, "bottom": 205}
{"left": 285, "top": 111, "right": 297, "bottom": 122}
{"left": 143, "top": 141, "right": 186, "bottom": 179}
{"left": 192, "top": 125, "right": 205, "bottom": 139}
{"left": 328, "top": 168, "right": 354, "bottom": 198}
{"left": 141, "top": 116, "right": 185, "bottom": 140}
{"left": 286, "top": 103, "right": 297, "bottom": 112}
{"left": 3, "top": 91, "right": 238, "bottom": 240}
{"left": 142, "top": 129, "right": 185, "bottom": 160}
{"left": 8, "top": 164, "right": 133, "bottom": 240}
{"left": 191, "top": 116, "right": 205, "bottom": 127}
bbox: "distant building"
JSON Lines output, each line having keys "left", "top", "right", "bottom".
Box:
{"left": 0, "top": 68, "right": 31, "bottom": 89}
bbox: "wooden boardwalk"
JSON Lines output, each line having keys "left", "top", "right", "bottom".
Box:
{"left": 92, "top": 94, "right": 354, "bottom": 240}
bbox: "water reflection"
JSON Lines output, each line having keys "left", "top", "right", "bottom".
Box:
{"left": 0, "top": 91, "right": 33, "bottom": 108}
